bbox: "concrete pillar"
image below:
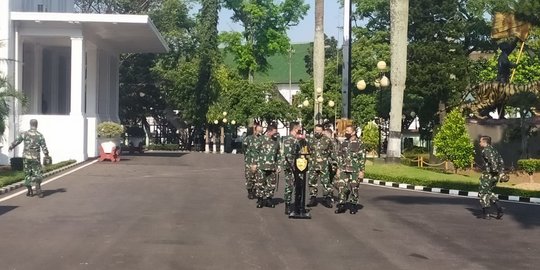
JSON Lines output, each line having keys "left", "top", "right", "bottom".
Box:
{"left": 69, "top": 36, "right": 87, "bottom": 161}
{"left": 33, "top": 44, "right": 43, "bottom": 114}
{"left": 85, "top": 43, "right": 99, "bottom": 157}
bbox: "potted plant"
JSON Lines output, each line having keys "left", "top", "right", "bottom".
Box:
{"left": 97, "top": 121, "right": 124, "bottom": 154}
{"left": 126, "top": 126, "right": 146, "bottom": 153}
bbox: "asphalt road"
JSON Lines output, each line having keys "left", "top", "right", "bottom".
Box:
{"left": 0, "top": 152, "right": 539, "bottom": 270}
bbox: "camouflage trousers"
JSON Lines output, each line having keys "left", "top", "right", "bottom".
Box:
{"left": 23, "top": 159, "right": 43, "bottom": 187}
{"left": 283, "top": 169, "right": 295, "bottom": 204}
{"left": 335, "top": 171, "right": 360, "bottom": 204}
{"left": 244, "top": 164, "right": 257, "bottom": 191}
{"left": 479, "top": 173, "right": 499, "bottom": 208}
{"left": 255, "top": 170, "right": 277, "bottom": 199}
{"left": 308, "top": 169, "right": 333, "bottom": 198}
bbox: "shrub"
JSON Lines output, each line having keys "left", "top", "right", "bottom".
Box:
{"left": 97, "top": 121, "right": 124, "bottom": 138}
{"left": 433, "top": 109, "right": 474, "bottom": 171}
{"left": 517, "top": 159, "right": 540, "bottom": 175}
{"left": 362, "top": 121, "right": 379, "bottom": 153}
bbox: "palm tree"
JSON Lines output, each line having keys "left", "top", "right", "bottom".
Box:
{"left": 0, "top": 42, "right": 26, "bottom": 136}
{"left": 387, "top": 0, "right": 409, "bottom": 162}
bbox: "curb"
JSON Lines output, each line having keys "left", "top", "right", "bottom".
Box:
{"left": 0, "top": 161, "right": 80, "bottom": 196}
{"left": 361, "top": 178, "right": 540, "bottom": 204}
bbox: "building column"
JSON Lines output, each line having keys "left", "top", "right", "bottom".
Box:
{"left": 33, "top": 44, "right": 43, "bottom": 114}
{"left": 86, "top": 43, "right": 99, "bottom": 157}
{"left": 109, "top": 54, "right": 120, "bottom": 122}
{"left": 69, "top": 36, "right": 87, "bottom": 161}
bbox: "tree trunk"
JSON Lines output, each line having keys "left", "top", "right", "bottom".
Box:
{"left": 313, "top": 0, "right": 325, "bottom": 125}
{"left": 387, "top": 0, "right": 410, "bottom": 162}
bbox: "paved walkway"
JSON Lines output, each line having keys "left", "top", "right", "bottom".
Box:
{"left": 0, "top": 152, "right": 539, "bottom": 270}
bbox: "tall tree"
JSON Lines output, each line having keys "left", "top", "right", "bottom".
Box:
{"left": 221, "top": 0, "right": 309, "bottom": 81}
{"left": 387, "top": 0, "right": 409, "bottom": 161}
{"left": 193, "top": 0, "right": 220, "bottom": 126}
{"left": 312, "top": 0, "right": 325, "bottom": 125}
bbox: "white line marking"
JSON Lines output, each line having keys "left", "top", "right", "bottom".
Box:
{"left": 0, "top": 160, "right": 98, "bottom": 203}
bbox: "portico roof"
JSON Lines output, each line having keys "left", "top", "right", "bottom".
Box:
{"left": 10, "top": 12, "right": 169, "bottom": 53}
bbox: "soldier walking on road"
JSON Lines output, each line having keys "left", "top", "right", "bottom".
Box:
{"left": 478, "top": 136, "right": 505, "bottom": 220}
{"left": 9, "top": 119, "right": 49, "bottom": 198}
{"left": 307, "top": 124, "right": 336, "bottom": 208}
{"left": 242, "top": 124, "right": 263, "bottom": 199}
{"left": 335, "top": 125, "right": 366, "bottom": 214}
{"left": 281, "top": 122, "right": 302, "bottom": 214}
{"left": 255, "top": 124, "right": 281, "bottom": 208}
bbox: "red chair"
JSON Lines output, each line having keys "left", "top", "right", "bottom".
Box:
{"left": 98, "top": 145, "right": 121, "bottom": 162}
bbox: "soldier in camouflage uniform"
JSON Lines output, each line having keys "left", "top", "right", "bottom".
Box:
{"left": 255, "top": 125, "right": 280, "bottom": 208}
{"left": 281, "top": 122, "right": 302, "bottom": 214}
{"left": 307, "top": 124, "right": 336, "bottom": 208}
{"left": 478, "top": 136, "right": 504, "bottom": 219}
{"left": 324, "top": 128, "right": 339, "bottom": 194}
{"left": 335, "top": 125, "right": 366, "bottom": 214}
{"left": 242, "top": 124, "right": 263, "bottom": 199}
{"left": 9, "top": 119, "right": 49, "bottom": 198}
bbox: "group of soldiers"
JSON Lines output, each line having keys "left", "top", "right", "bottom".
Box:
{"left": 242, "top": 122, "right": 366, "bottom": 215}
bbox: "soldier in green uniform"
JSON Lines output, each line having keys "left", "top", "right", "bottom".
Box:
{"left": 307, "top": 124, "right": 336, "bottom": 208}
{"left": 242, "top": 124, "right": 263, "bottom": 199}
{"left": 324, "top": 127, "right": 339, "bottom": 196}
{"left": 281, "top": 122, "right": 302, "bottom": 214}
{"left": 478, "top": 136, "right": 505, "bottom": 219}
{"left": 9, "top": 119, "right": 49, "bottom": 198}
{"left": 255, "top": 124, "right": 280, "bottom": 208}
{"left": 335, "top": 125, "right": 366, "bottom": 214}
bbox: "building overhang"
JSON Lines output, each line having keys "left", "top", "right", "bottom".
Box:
{"left": 10, "top": 12, "right": 169, "bottom": 53}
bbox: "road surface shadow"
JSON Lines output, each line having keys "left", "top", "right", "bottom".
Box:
{"left": 374, "top": 195, "right": 540, "bottom": 229}
{"left": 0, "top": 205, "right": 18, "bottom": 216}
{"left": 122, "top": 152, "right": 188, "bottom": 158}
{"left": 42, "top": 188, "right": 67, "bottom": 198}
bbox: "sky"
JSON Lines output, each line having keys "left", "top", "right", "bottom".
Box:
{"left": 217, "top": 0, "right": 344, "bottom": 45}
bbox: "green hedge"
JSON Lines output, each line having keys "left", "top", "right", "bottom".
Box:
{"left": 517, "top": 159, "right": 540, "bottom": 175}
{"left": 0, "top": 159, "right": 76, "bottom": 188}
{"left": 365, "top": 171, "right": 540, "bottom": 198}
{"left": 146, "top": 144, "right": 180, "bottom": 151}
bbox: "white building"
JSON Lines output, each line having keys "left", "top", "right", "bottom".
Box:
{"left": 0, "top": 0, "right": 168, "bottom": 165}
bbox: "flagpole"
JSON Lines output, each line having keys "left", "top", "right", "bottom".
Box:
{"left": 510, "top": 32, "right": 529, "bottom": 83}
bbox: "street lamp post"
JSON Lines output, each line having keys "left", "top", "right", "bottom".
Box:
{"left": 287, "top": 45, "right": 295, "bottom": 105}
{"left": 328, "top": 100, "right": 336, "bottom": 131}
{"left": 220, "top": 111, "right": 227, "bottom": 154}
{"left": 357, "top": 61, "right": 389, "bottom": 158}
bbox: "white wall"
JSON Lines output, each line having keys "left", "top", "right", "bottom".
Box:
{"left": 276, "top": 83, "right": 300, "bottom": 105}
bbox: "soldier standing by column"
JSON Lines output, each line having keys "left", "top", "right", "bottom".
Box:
{"left": 9, "top": 119, "right": 49, "bottom": 198}
{"left": 478, "top": 136, "right": 505, "bottom": 219}
{"left": 281, "top": 122, "right": 302, "bottom": 214}
{"left": 335, "top": 125, "right": 366, "bottom": 214}
{"left": 242, "top": 124, "right": 263, "bottom": 199}
{"left": 255, "top": 124, "right": 280, "bottom": 208}
{"left": 307, "top": 124, "right": 336, "bottom": 208}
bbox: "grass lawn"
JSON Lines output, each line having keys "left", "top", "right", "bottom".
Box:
{"left": 366, "top": 162, "right": 540, "bottom": 198}
{"left": 0, "top": 160, "right": 76, "bottom": 188}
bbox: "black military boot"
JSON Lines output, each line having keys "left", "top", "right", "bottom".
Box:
{"left": 256, "top": 198, "right": 264, "bottom": 208}
{"left": 36, "top": 183, "right": 43, "bottom": 198}
{"left": 307, "top": 196, "right": 317, "bottom": 207}
{"left": 335, "top": 203, "right": 347, "bottom": 214}
{"left": 322, "top": 196, "right": 333, "bottom": 208}
{"left": 481, "top": 208, "right": 491, "bottom": 220}
{"left": 284, "top": 203, "right": 292, "bottom": 215}
{"left": 349, "top": 203, "right": 359, "bottom": 214}
{"left": 25, "top": 186, "right": 34, "bottom": 197}
{"left": 265, "top": 198, "right": 275, "bottom": 208}
{"left": 493, "top": 202, "right": 504, "bottom": 219}
{"left": 247, "top": 189, "right": 255, "bottom": 200}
